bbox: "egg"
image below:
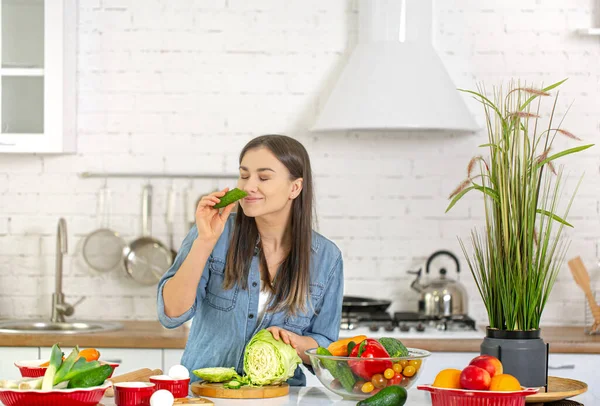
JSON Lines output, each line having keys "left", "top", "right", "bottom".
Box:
{"left": 168, "top": 364, "right": 190, "bottom": 380}
{"left": 150, "top": 389, "right": 174, "bottom": 406}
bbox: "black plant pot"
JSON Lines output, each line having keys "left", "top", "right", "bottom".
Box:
{"left": 480, "top": 327, "right": 549, "bottom": 388}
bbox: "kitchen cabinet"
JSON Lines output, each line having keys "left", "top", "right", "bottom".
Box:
{"left": 0, "top": 0, "right": 77, "bottom": 153}
{"left": 40, "top": 347, "right": 163, "bottom": 375}
{"left": 0, "top": 347, "right": 39, "bottom": 380}
{"left": 548, "top": 353, "right": 600, "bottom": 399}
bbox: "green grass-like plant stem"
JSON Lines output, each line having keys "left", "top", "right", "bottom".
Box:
{"left": 447, "top": 79, "right": 594, "bottom": 331}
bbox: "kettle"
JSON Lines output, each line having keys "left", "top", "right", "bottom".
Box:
{"left": 408, "top": 250, "right": 468, "bottom": 318}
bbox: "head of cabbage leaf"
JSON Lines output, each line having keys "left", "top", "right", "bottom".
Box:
{"left": 243, "top": 329, "right": 302, "bottom": 385}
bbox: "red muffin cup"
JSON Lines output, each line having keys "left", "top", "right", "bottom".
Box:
{"left": 114, "top": 382, "right": 156, "bottom": 406}
{"left": 149, "top": 375, "right": 190, "bottom": 398}
{"left": 15, "top": 360, "right": 120, "bottom": 378}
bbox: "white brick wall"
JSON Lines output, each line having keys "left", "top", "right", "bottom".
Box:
{"left": 0, "top": 0, "right": 598, "bottom": 328}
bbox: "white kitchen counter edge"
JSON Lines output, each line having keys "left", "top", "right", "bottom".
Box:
{"left": 94, "top": 386, "right": 598, "bottom": 406}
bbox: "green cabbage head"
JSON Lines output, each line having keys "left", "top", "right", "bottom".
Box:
{"left": 243, "top": 329, "right": 302, "bottom": 385}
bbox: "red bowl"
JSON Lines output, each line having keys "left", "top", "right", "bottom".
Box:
{"left": 0, "top": 382, "right": 111, "bottom": 406}
{"left": 417, "top": 384, "right": 539, "bottom": 406}
{"left": 149, "top": 375, "right": 190, "bottom": 398}
{"left": 15, "top": 360, "right": 120, "bottom": 378}
{"left": 114, "top": 382, "right": 156, "bottom": 406}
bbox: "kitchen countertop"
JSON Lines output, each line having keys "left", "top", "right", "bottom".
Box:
{"left": 93, "top": 386, "right": 599, "bottom": 406}
{"left": 1, "top": 321, "right": 599, "bottom": 354}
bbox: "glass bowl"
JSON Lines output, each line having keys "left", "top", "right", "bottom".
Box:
{"left": 305, "top": 347, "right": 431, "bottom": 400}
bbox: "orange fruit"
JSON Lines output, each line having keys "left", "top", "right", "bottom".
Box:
{"left": 490, "top": 374, "right": 521, "bottom": 391}
{"left": 432, "top": 369, "right": 462, "bottom": 389}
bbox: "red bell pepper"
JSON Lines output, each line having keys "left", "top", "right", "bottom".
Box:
{"left": 348, "top": 338, "right": 393, "bottom": 380}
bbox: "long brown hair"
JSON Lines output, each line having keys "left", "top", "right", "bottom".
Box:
{"left": 223, "top": 135, "right": 313, "bottom": 315}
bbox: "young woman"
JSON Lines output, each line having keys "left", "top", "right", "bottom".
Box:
{"left": 157, "top": 134, "right": 344, "bottom": 386}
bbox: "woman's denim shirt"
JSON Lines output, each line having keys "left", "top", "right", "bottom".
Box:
{"left": 156, "top": 215, "right": 344, "bottom": 386}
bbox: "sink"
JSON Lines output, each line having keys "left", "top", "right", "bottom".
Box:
{"left": 0, "top": 320, "right": 123, "bottom": 335}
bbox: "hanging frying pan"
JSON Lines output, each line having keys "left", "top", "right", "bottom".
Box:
{"left": 123, "top": 184, "right": 173, "bottom": 285}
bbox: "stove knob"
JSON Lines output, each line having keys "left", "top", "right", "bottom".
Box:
{"left": 399, "top": 323, "right": 409, "bottom": 332}
{"left": 369, "top": 324, "right": 380, "bottom": 332}
{"left": 384, "top": 324, "right": 395, "bottom": 332}
{"left": 416, "top": 323, "right": 425, "bottom": 332}
{"left": 436, "top": 321, "right": 447, "bottom": 331}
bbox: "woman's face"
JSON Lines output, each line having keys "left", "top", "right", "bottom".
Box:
{"left": 237, "top": 147, "right": 301, "bottom": 218}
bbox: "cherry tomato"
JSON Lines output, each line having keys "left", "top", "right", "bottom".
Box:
{"left": 388, "top": 372, "right": 403, "bottom": 386}
{"left": 371, "top": 374, "right": 387, "bottom": 389}
{"left": 408, "top": 359, "right": 422, "bottom": 370}
{"left": 353, "top": 380, "right": 366, "bottom": 394}
{"left": 403, "top": 365, "right": 416, "bottom": 377}
{"left": 383, "top": 368, "right": 395, "bottom": 379}
{"left": 392, "top": 363, "right": 403, "bottom": 374}
{"left": 361, "top": 382, "right": 375, "bottom": 393}
{"left": 399, "top": 360, "right": 409, "bottom": 368}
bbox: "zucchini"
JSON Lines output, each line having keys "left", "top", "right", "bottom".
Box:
{"left": 67, "top": 364, "right": 113, "bottom": 388}
{"left": 357, "top": 385, "right": 407, "bottom": 406}
{"left": 377, "top": 337, "right": 409, "bottom": 357}
{"left": 316, "top": 347, "right": 355, "bottom": 393}
{"left": 213, "top": 188, "right": 248, "bottom": 208}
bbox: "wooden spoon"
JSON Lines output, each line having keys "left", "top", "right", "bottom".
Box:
{"left": 568, "top": 256, "right": 600, "bottom": 332}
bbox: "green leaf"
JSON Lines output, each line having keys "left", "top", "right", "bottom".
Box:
{"left": 446, "top": 186, "right": 474, "bottom": 213}
{"left": 536, "top": 209, "right": 573, "bottom": 227}
{"left": 446, "top": 185, "right": 499, "bottom": 213}
{"left": 536, "top": 144, "right": 594, "bottom": 168}
{"left": 459, "top": 89, "right": 504, "bottom": 122}
{"left": 519, "top": 78, "right": 568, "bottom": 111}
{"left": 472, "top": 184, "right": 500, "bottom": 203}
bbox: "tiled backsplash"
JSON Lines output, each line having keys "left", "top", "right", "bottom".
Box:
{"left": 0, "top": 0, "right": 598, "bottom": 326}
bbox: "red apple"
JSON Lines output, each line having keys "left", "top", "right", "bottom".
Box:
{"left": 460, "top": 365, "right": 491, "bottom": 390}
{"left": 469, "top": 355, "right": 503, "bottom": 378}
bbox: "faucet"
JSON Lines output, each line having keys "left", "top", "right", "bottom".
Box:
{"left": 51, "top": 218, "right": 75, "bottom": 323}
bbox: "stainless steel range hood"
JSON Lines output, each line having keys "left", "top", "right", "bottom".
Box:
{"left": 312, "top": 0, "right": 478, "bottom": 133}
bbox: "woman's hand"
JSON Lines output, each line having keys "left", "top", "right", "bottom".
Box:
{"left": 195, "top": 188, "right": 236, "bottom": 244}
{"left": 266, "top": 326, "right": 317, "bottom": 365}
{"left": 267, "top": 326, "right": 300, "bottom": 349}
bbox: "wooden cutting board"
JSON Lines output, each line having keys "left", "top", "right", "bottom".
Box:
{"left": 174, "top": 399, "right": 214, "bottom": 405}
{"left": 191, "top": 381, "right": 289, "bottom": 399}
{"left": 526, "top": 376, "right": 587, "bottom": 404}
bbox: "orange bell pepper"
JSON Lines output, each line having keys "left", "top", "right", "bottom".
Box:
{"left": 327, "top": 335, "right": 367, "bottom": 356}
{"left": 77, "top": 348, "right": 101, "bottom": 362}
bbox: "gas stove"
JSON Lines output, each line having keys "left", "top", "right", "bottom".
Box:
{"left": 339, "top": 311, "right": 483, "bottom": 339}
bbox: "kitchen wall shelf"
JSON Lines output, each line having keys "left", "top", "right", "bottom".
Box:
{"left": 79, "top": 172, "right": 239, "bottom": 180}
{"left": 577, "top": 28, "right": 600, "bottom": 35}
{"left": 0, "top": 0, "right": 77, "bottom": 154}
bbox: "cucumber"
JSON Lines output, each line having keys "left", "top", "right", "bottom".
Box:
{"left": 213, "top": 188, "right": 248, "bottom": 208}
{"left": 356, "top": 385, "right": 408, "bottom": 406}
{"left": 316, "top": 347, "right": 355, "bottom": 393}
{"left": 67, "top": 364, "right": 113, "bottom": 388}
{"left": 224, "top": 380, "right": 242, "bottom": 389}
{"left": 377, "top": 338, "right": 409, "bottom": 357}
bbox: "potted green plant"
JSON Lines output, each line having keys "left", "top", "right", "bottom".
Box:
{"left": 446, "top": 79, "right": 594, "bottom": 387}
